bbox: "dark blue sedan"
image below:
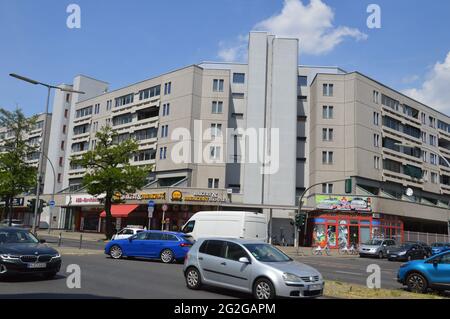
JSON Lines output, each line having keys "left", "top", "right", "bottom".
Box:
{"left": 105, "top": 230, "right": 194, "bottom": 263}
{"left": 431, "top": 243, "right": 450, "bottom": 255}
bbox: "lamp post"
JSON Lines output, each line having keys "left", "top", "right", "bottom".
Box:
{"left": 9, "top": 73, "right": 85, "bottom": 234}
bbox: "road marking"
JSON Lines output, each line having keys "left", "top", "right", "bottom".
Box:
{"left": 335, "top": 270, "right": 362, "bottom": 276}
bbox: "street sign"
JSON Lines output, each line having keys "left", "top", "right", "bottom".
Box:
{"left": 147, "top": 200, "right": 155, "bottom": 208}
{"left": 147, "top": 206, "right": 154, "bottom": 218}
{"left": 49, "top": 200, "right": 56, "bottom": 207}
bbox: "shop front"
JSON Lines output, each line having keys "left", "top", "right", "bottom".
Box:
{"left": 306, "top": 195, "right": 404, "bottom": 247}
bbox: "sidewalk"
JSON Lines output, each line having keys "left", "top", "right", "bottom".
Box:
{"left": 37, "top": 230, "right": 107, "bottom": 242}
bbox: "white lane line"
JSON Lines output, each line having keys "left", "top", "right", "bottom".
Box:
{"left": 334, "top": 270, "right": 362, "bottom": 276}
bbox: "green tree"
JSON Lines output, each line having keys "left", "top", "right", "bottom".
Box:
{"left": 0, "top": 108, "right": 38, "bottom": 226}
{"left": 71, "top": 126, "right": 151, "bottom": 239}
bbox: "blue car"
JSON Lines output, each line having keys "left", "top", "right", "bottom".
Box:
{"left": 431, "top": 243, "right": 450, "bottom": 255}
{"left": 105, "top": 230, "right": 194, "bottom": 263}
{"left": 397, "top": 250, "right": 450, "bottom": 293}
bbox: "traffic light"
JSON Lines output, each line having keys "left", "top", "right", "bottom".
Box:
{"left": 27, "top": 199, "right": 36, "bottom": 212}
{"left": 345, "top": 178, "right": 352, "bottom": 194}
{"left": 39, "top": 200, "right": 47, "bottom": 214}
{"left": 295, "top": 213, "right": 307, "bottom": 228}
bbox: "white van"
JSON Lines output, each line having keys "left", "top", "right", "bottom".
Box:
{"left": 181, "top": 211, "right": 267, "bottom": 242}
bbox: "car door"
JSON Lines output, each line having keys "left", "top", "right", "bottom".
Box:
{"left": 217, "top": 241, "right": 253, "bottom": 291}
{"left": 197, "top": 240, "right": 226, "bottom": 284}
{"left": 425, "top": 252, "right": 450, "bottom": 287}
{"left": 127, "top": 232, "right": 149, "bottom": 257}
{"left": 144, "top": 232, "right": 164, "bottom": 258}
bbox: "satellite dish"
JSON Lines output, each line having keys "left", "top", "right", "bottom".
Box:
{"left": 406, "top": 188, "right": 414, "bottom": 197}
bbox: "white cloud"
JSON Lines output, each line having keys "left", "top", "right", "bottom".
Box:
{"left": 404, "top": 52, "right": 450, "bottom": 116}
{"left": 217, "top": 0, "right": 367, "bottom": 61}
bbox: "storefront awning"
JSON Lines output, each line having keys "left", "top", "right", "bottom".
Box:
{"left": 100, "top": 205, "right": 139, "bottom": 218}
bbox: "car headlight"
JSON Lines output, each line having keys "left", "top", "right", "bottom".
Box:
{"left": 282, "top": 273, "right": 303, "bottom": 282}
{"left": 51, "top": 253, "right": 61, "bottom": 259}
{"left": 398, "top": 251, "right": 406, "bottom": 256}
{"left": 0, "top": 254, "right": 20, "bottom": 260}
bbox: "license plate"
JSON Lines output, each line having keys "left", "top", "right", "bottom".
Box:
{"left": 27, "top": 263, "right": 47, "bottom": 269}
{"left": 308, "top": 284, "right": 322, "bottom": 291}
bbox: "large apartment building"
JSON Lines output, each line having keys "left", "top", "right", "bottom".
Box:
{"left": 14, "top": 31, "right": 446, "bottom": 246}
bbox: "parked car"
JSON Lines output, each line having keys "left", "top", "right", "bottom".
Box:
{"left": 0, "top": 227, "right": 61, "bottom": 279}
{"left": 183, "top": 238, "right": 324, "bottom": 299}
{"left": 387, "top": 243, "right": 427, "bottom": 261}
{"left": 349, "top": 198, "right": 369, "bottom": 210}
{"left": 111, "top": 226, "right": 145, "bottom": 240}
{"left": 431, "top": 243, "right": 450, "bottom": 255}
{"left": 405, "top": 241, "right": 433, "bottom": 258}
{"left": 397, "top": 250, "right": 450, "bottom": 293}
{"left": 0, "top": 220, "right": 24, "bottom": 228}
{"left": 182, "top": 211, "right": 267, "bottom": 242}
{"left": 105, "top": 230, "right": 194, "bottom": 263}
{"left": 359, "top": 238, "right": 397, "bottom": 258}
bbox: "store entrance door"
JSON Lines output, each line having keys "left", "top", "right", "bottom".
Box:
{"left": 349, "top": 226, "right": 359, "bottom": 246}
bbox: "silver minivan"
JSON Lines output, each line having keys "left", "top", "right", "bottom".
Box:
{"left": 183, "top": 238, "right": 324, "bottom": 299}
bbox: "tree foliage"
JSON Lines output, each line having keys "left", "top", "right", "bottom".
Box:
{"left": 0, "top": 108, "right": 38, "bottom": 224}
{"left": 71, "top": 126, "right": 151, "bottom": 239}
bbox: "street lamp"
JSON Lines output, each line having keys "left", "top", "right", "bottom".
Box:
{"left": 9, "top": 73, "right": 85, "bottom": 234}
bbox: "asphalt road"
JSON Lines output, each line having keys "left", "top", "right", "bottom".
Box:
{"left": 0, "top": 254, "right": 249, "bottom": 299}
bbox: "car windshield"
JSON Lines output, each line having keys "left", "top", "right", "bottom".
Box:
{"left": 0, "top": 229, "right": 39, "bottom": 244}
{"left": 432, "top": 243, "right": 444, "bottom": 247}
{"left": 398, "top": 243, "right": 413, "bottom": 250}
{"left": 364, "top": 240, "right": 383, "bottom": 246}
{"left": 244, "top": 244, "right": 292, "bottom": 262}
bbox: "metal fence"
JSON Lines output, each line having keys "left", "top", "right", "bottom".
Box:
{"left": 403, "top": 231, "right": 450, "bottom": 245}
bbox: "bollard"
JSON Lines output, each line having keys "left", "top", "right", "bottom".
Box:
{"left": 79, "top": 234, "right": 83, "bottom": 250}
{"left": 58, "top": 232, "right": 62, "bottom": 247}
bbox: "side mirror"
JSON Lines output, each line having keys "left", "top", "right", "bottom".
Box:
{"left": 39, "top": 239, "right": 46, "bottom": 244}
{"left": 239, "top": 257, "right": 250, "bottom": 264}
{"left": 432, "top": 259, "right": 439, "bottom": 266}
{"left": 128, "top": 237, "right": 134, "bottom": 242}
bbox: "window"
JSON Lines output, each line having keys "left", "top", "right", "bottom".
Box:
{"left": 139, "top": 85, "right": 161, "bottom": 100}
{"left": 62, "top": 125, "right": 66, "bottom": 134}
{"left": 75, "top": 106, "right": 92, "bottom": 118}
{"left": 210, "top": 146, "right": 221, "bottom": 159}
{"left": 210, "top": 123, "right": 222, "bottom": 138}
{"left": 65, "top": 94, "right": 70, "bottom": 103}
{"left": 421, "top": 113, "right": 426, "bottom": 124}
{"left": 73, "top": 123, "right": 90, "bottom": 135}
{"left": 208, "top": 178, "right": 219, "bottom": 189}
{"left": 134, "top": 149, "right": 156, "bottom": 162}
{"left": 94, "top": 103, "right": 100, "bottom": 114}
{"left": 61, "top": 141, "right": 65, "bottom": 150}
{"left": 383, "top": 159, "right": 401, "bottom": 173}
{"left": 429, "top": 135, "right": 437, "bottom": 146}
{"left": 233, "top": 73, "right": 245, "bottom": 84}
{"left": 105, "top": 118, "right": 111, "bottom": 126}
{"left": 298, "top": 76, "right": 308, "bottom": 86}
{"left": 323, "top": 83, "right": 334, "bottom": 96}
{"left": 64, "top": 109, "right": 69, "bottom": 118}
{"left": 322, "top": 106, "right": 334, "bottom": 119}
{"left": 431, "top": 172, "right": 438, "bottom": 184}
{"left": 430, "top": 153, "right": 438, "bottom": 165}
{"left": 137, "top": 107, "right": 159, "bottom": 120}
{"left": 381, "top": 94, "right": 399, "bottom": 111}
{"left": 59, "top": 157, "right": 63, "bottom": 167}
{"left": 92, "top": 121, "right": 98, "bottom": 132}
{"left": 71, "top": 141, "right": 89, "bottom": 153}
{"left": 429, "top": 116, "right": 436, "bottom": 128}
{"left": 322, "top": 128, "right": 333, "bottom": 141}
{"left": 159, "top": 147, "right": 167, "bottom": 160}
{"left": 373, "top": 90, "right": 379, "bottom": 104}
{"left": 115, "top": 93, "right": 134, "bottom": 107}
{"left": 160, "top": 125, "right": 169, "bottom": 138}
{"left": 106, "top": 100, "right": 112, "bottom": 111}
{"left": 212, "top": 101, "right": 223, "bottom": 114}
{"left": 322, "top": 151, "right": 333, "bottom": 164}
{"left": 422, "top": 170, "right": 428, "bottom": 181}
{"left": 112, "top": 113, "right": 133, "bottom": 126}
{"left": 57, "top": 174, "right": 62, "bottom": 183}
{"left": 402, "top": 104, "right": 419, "bottom": 119}
{"left": 134, "top": 128, "right": 157, "bottom": 141}
{"left": 322, "top": 183, "right": 333, "bottom": 194}
{"left": 225, "top": 242, "right": 248, "bottom": 261}
{"left": 162, "top": 103, "right": 170, "bottom": 116}
{"left": 232, "top": 92, "right": 245, "bottom": 99}
{"left": 421, "top": 132, "right": 427, "bottom": 143}
{"left": 213, "top": 79, "right": 224, "bottom": 92}
{"left": 91, "top": 140, "right": 97, "bottom": 150}
{"left": 374, "top": 156, "right": 380, "bottom": 170}
{"left": 201, "top": 240, "right": 225, "bottom": 257}
{"left": 374, "top": 134, "right": 380, "bottom": 147}
{"left": 164, "top": 82, "right": 172, "bottom": 95}
{"left": 422, "top": 151, "right": 428, "bottom": 163}
{"left": 373, "top": 112, "right": 380, "bottom": 126}
{"left": 112, "top": 133, "right": 130, "bottom": 145}
{"left": 298, "top": 95, "right": 307, "bottom": 101}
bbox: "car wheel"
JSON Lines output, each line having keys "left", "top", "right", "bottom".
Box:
{"left": 185, "top": 267, "right": 202, "bottom": 290}
{"left": 253, "top": 278, "right": 276, "bottom": 300}
{"left": 406, "top": 272, "right": 428, "bottom": 294}
{"left": 160, "top": 249, "right": 174, "bottom": 263}
{"left": 378, "top": 251, "right": 384, "bottom": 259}
{"left": 109, "top": 245, "right": 123, "bottom": 259}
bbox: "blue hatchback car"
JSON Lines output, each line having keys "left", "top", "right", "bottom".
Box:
{"left": 398, "top": 250, "right": 450, "bottom": 293}
{"left": 431, "top": 243, "right": 450, "bottom": 255}
{"left": 105, "top": 230, "right": 194, "bottom": 263}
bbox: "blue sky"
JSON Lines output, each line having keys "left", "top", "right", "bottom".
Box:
{"left": 1, "top": 0, "right": 449, "bottom": 116}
